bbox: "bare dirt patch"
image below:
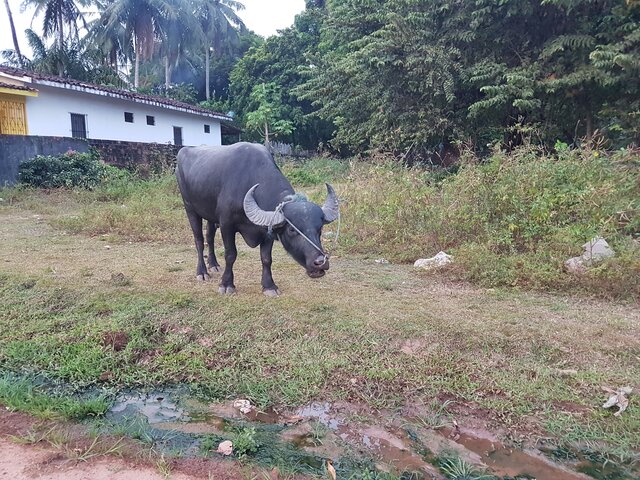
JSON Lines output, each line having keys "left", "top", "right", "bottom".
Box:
{"left": 0, "top": 408, "right": 291, "bottom": 480}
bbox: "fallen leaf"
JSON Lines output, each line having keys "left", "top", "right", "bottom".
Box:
{"left": 216, "top": 440, "right": 233, "bottom": 456}
{"left": 602, "top": 386, "right": 633, "bottom": 417}
{"left": 327, "top": 459, "right": 337, "bottom": 480}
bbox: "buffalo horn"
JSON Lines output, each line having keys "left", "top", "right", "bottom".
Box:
{"left": 243, "top": 184, "right": 286, "bottom": 227}
{"left": 322, "top": 183, "right": 340, "bottom": 223}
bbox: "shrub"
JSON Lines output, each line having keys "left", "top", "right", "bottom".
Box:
{"left": 338, "top": 145, "right": 640, "bottom": 298}
{"left": 19, "top": 149, "right": 106, "bottom": 189}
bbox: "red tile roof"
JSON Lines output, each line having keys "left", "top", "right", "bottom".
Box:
{"left": 0, "top": 66, "right": 231, "bottom": 120}
{"left": 0, "top": 81, "right": 38, "bottom": 92}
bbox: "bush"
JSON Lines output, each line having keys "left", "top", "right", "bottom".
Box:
{"left": 338, "top": 145, "right": 640, "bottom": 298}
{"left": 19, "top": 150, "right": 106, "bottom": 189}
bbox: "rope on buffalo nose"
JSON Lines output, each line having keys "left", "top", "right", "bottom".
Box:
{"left": 284, "top": 217, "right": 328, "bottom": 264}
{"left": 266, "top": 194, "right": 334, "bottom": 265}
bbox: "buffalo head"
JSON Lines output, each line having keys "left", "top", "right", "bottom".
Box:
{"left": 243, "top": 183, "right": 339, "bottom": 278}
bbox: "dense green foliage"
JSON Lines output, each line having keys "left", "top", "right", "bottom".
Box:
{"left": 19, "top": 150, "right": 106, "bottom": 189}
{"left": 228, "top": 3, "right": 332, "bottom": 147}
{"left": 4, "top": 0, "right": 638, "bottom": 156}
{"left": 293, "top": 0, "right": 640, "bottom": 157}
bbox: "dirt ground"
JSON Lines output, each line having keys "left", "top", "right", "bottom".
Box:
{"left": 0, "top": 409, "right": 274, "bottom": 480}
{"left": 0, "top": 438, "right": 188, "bottom": 480}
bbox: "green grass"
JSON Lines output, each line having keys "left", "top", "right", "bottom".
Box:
{"left": 0, "top": 374, "right": 109, "bottom": 420}
{"left": 0, "top": 150, "right": 639, "bottom": 469}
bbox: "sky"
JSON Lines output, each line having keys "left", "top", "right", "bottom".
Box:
{"left": 0, "top": 0, "right": 306, "bottom": 57}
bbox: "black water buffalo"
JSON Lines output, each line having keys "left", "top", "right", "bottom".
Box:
{"left": 175, "top": 142, "right": 339, "bottom": 296}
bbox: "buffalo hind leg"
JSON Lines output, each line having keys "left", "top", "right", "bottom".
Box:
{"left": 185, "top": 209, "right": 209, "bottom": 281}
{"left": 260, "top": 238, "right": 280, "bottom": 297}
{"left": 206, "top": 221, "right": 221, "bottom": 272}
{"left": 219, "top": 226, "right": 237, "bottom": 294}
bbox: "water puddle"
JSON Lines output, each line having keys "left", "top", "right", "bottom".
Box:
{"left": 445, "top": 429, "right": 590, "bottom": 480}
{"left": 108, "top": 391, "right": 185, "bottom": 424}
{"left": 96, "top": 388, "right": 638, "bottom": 479}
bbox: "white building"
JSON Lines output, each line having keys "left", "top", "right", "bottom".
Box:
{"left": 0, "top": 66, "right": 231, "bottom": 146}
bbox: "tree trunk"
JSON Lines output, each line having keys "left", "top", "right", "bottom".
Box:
{"left": 205, "top": 47, "right": 210, "bottom": 101}
{"left": 264, "top": 122, "right": 270, "bottom": 147}
{"left": 3, "top": 0, "right": 24, "bottom": 68}
{"left": 134, "top": 37, "right": 140, "bottom": 89}
{"left": 133, "top": 45, "right": 140, "bottom": 89}
{"left": 57, "top": 11, "right": 64, "bottom": 76}
{"left": 165, "top": 56, "right": 170, "bottom": 93}
{"left": 585, "top": 112, "right": 593, "bottom": 142}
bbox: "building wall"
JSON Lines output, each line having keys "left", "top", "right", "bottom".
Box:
{"left": 25, "top": 85, "right": 222, "bottom": 146}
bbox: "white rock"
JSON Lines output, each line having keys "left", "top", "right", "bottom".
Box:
{"left": 564, "top": 237, "right": 615, "bottom": 274}
{"left": 232, "top": 399, "right": 253, "bottom": 414}
{"left": 564, "top": 256, "right": 587, "bottom": 274}
{"left": 414, "top": 251, "right": 453, "bottom": 269}
{"left": 583, "top": 237, "right": 615, "bottom": 261}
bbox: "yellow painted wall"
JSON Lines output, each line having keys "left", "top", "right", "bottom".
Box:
{"left": 0, "top": 93, "right": 28, "bottom": 135}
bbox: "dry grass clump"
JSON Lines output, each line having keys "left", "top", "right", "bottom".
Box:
{"left": 337, "top": 146, "right": 639, "bottom": 298}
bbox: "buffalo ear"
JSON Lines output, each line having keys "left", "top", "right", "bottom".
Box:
{"left": 243, "top": 184, "right": 286, "bottom": 227}
{"left": 321, "top": 183, "right": 339, "bottom": 224}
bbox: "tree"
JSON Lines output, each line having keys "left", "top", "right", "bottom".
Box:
{"left": 295, "top": 0, "right": 640, "bottom": 158}
{"left": 195, "top": 0, "right": 245, "bottom": 101}
{"left": 159, "top": 0, "right": 203, "bottom": 91}
{"left": 245, "top": 82, "right": 294, "bottom": 146}
{"left": 22, "top": 0, "right": 90, "bottom": 75}
{"left": 96, "top": 0, "right": 176, "bottom": 88}
{"left": 229, "top": 4, "right": 331, "bottom": 149}
{"left": 3, "top": 0, "right": 25, "bottom": 68}
{"left": 86, "top": 1, "right": 134, "bottom": 77}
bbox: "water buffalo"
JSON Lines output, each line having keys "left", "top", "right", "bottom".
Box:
{"left": 175, "top": 142, "right": 339, "bottom": 296}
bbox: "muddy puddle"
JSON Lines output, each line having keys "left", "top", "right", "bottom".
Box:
{"left": 101, "top": 390, "right": 638, "bottom": 479}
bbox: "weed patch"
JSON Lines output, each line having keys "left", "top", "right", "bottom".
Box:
{"left": 0, "top": 374, "right": 108, "bottom": 420}
{"left": 338, "top": 147, "right": 640, "bottom": 298}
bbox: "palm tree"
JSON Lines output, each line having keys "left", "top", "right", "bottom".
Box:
{"left": 3, "top": 0, "right": 25, "bottom": 68}
{"left": 195, "top": 0, "right": 245, "bottom": 100}
{"left": 96, "top": 0, "right": 175, "bottom": 88}
{"left": 85, "top": 6, "right": 133, "bottom": 78}
{"left": 159, "top": 0, "right": 203, "bottom": 91}
{"left": 22, "top": 0, "right": 90, "bottom": 75}
{"left": 23, "top": 28, "right": 87, "bottom": 78}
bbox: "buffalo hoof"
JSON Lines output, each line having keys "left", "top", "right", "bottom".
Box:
{"left": 196, "top": 273, "right": 211, "bottom": 282}
{"left": 218, "top": 286, "right": 236, "bottom": 295}
{"left": 208, "top": 265, "right": 220, "bottom": 273}
{"left": 263, "top": 289, "right": 281, "bottom": 297}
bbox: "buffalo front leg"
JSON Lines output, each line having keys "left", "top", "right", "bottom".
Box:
{"left": 219, "top": 226, "right": 237, "bottom": 294}
{"left": 206, "top": 221, "right": 221, "bottom": 273}
{"left": 260, "top": 239, "right": 280, "bottom": 297}
{"left": 185, "top": 209, "right": 209, "bottom": 281}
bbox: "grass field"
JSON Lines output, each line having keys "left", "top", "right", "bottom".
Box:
{"left": 0, "top": 157, "right": 639, "bottom": 477}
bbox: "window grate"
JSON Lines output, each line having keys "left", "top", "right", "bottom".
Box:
{"left": 70, "top": 113, "right": 87, "bottom": 138}
{"left": 173, "top": 126, "right": 183, "bottom": 146}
